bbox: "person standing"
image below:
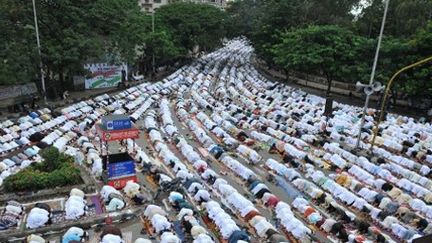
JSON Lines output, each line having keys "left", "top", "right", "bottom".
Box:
{"left": 121, "top": 66, "right": 126, "bottom": 83}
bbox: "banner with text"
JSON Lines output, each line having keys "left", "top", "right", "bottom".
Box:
{"left": 84, "top": 63, "right": 127, "bottom": 89}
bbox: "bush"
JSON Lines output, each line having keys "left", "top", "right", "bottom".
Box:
{"left": 39, "top": 147, "right": 61, "bottom": 171}
{"left": 3, "top": 147, "right": 83, "bottom": 192}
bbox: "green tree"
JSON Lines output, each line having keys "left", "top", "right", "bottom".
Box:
{"left": 136, "top": 29, "right": 184, "bottom": 75}
{"left": 0, "top": 0, "right": 145, "bottom": 89}
{"left": 226, "top": 0, "right": 359, "bottom": 66}
{"left": 0, "top": 1, "right": 38, "bottom": 85}
{"left": 271, "top": 25, "right": 370, "bottom": 96}
{"left": 377, "top": 23, "right": 432, "bottom": 102}
{"left": 90, "top": 0, "right": 150, "bottom": 65}
{"left": 156, "top": 3, "right": 228, "bottom": 54}
{"left": 356, "top": 0, "right": 432, "bottom": 38}
{"left": 41, "top": 1, "right": 104, "bottom": 96}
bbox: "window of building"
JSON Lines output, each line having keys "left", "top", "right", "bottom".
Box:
{"left": 154, "top": 0, "right": 161, "bottom": 3}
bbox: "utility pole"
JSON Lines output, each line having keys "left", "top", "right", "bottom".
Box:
{"left": 32, "top": 0, "right": 47, "bottom": 104}
{"left": 355, "top": 0, "right": 389, "bottom": 149}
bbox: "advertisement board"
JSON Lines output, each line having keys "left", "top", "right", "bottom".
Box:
{"left": 97, "top": 124, "right": 139, "bottom": 142}
{"left": 101, "top": 128, "right": 140, "bottom": 142}
{"left": 102, "top": 115, "right": 132, "bottom": 130}
{"left": 108, "top": 160, "right": 135, "bottom": 178}
{"left": 84, "top": 63, "right": 127, "bottom": 89}
{"left": 106, "top": 119, "right": 132, "bottom": 130}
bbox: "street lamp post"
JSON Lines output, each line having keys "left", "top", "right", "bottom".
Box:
{"left": 355, "top": 81, "right": 384, "bottom": 148}
{"left": 355, "top": 0, "right": 389, "bottom": 149}
{"left": 370, "top": 55, "right": 432, "bottom": 151}
{"left": 32, "top": 0, "right": 47, "bottom": 104}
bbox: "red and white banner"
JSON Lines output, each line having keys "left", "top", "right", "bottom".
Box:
{"left": 108, "top": 175, "right": 137, "bottom": 189}
{"left": 97, "top": 125, "right": 140, "bottom": 141}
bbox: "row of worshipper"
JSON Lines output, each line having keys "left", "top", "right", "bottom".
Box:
{"left": 161, "top": 89, "right": 287, "bottom": 242}
{"left": 144, "top": 113, "right": 193, "bottom": 184}
{"left": 179, "top": 39, "right": 362, "bottom": 241}
{"left": 25, "top": 226, "right": 88, "bottom": 243}
{"left": 305, "top": 166, "right": 423, "bottom": 242}
{"left": 182, "top": 39, "right": 426, "bottom": 242}
{"left": 159, "top": 98, "right": 179, "bottom": 137}
{"left": 168, "top": 192, "right": 215, "bottom": 243}
{"left": 323, "top": 142, "right": 432, "bottom": 220}
{"left": 171, "top": 92, "right": 292, "bottom": 243}
{"left": 5, "top": 188, "right": 88, "bottom": 229}
{"left": 205, "top": 200, "right": 248, "bottom": 241}
{"left": 324, "top": 141, "right": 432, "bottom": 202}
{"left": 143, "top": 204, "right": 181, "bottom": 242}
{"left": 173, "top": 75, "right": 311, "bottom": 242}
{"left": 266, "top": 152, "right": 395, "bottom": 242}
{"left": 75, "top": 135, "right": 103, "bottom": 177}
{"left": 0, "top": 145, "right": 43, "bottom": 187}
{"left": 0, "top": 108, "right": 51, "bottom": 154}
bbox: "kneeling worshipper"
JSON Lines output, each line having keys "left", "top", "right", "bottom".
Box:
{"left": 151, "top": 214, "right": 172, "bottom": 235}
{"left": 26, "top": 204, "right": 51, "bottom": 229}
{"left": 123, "top": 180, "right": 146, "bottom": 204}
{"left": 62, "top": 226, "right": 88, "bottom": 243}
{"left": 101, "top": 234, "right": 124, "bottom": 243}
{"left": 100, "top": 185, "right": 125, "bottom": 212}
{"left": 100, "top": 185, "right": 122, "bottom": 203}
{"left": 193, "top": 234, "right": 215, "bottom": 243}
{"left": 168, "top": 191, "right": 184, "bottom": 205}
{"left": 26, "top": 234, "right": 46, "bottom": 243}
{"left": 194, "top": 189, "right": 211, "bottom": 204}
{"left": 100, "top": 225, "right": 124, "bottom": 243}
{"left": 65, "top": 195, "right": 87, "bottom": 220}
{"left": 160, "top": 232, "right": 181, "bottom": 243}
{"left": 134, "top": 239, "right": 152, "bottom": 243}
{"left": 106, "top": 192, "right": 126, "bottom": 212}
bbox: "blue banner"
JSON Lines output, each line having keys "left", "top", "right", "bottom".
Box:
{"left": 106, "top": 119, "right": 132, "bottom": 130}
{"left": 108, "top": 160, "right": 135, "bottom": 178}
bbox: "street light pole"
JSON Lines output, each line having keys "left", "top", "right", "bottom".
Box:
{"left": 370, "top": 55, "right": 432, "bottom": 151}
{"left": 32, "top": 0, "right": 47, "bottom": 104}
{"left": 355, "top": 0, "right": 389, "bottom": 149}
{"left": 151, "top": 10, "right": 156, "bottom": 77}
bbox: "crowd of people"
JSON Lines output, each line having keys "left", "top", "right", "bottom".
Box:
{"left": 0, "top": 38, "right": 432, "bottom": 243}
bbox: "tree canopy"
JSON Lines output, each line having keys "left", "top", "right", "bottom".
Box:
{"left": 0, "top": 1, "right": 227, "bottom": 93}
{"left": 1, "top": 0, "right": 431, "bottom": 102}
{"left": 227, "top": 0, "right": 432, "bottom": 102}
{"left": 157, "top": 3, "right": 228, "bottom": 52}
{"left": 272, "top": 25, "right": 373, "bottom": 95}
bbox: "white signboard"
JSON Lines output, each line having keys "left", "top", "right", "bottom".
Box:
{"left": 84, "top": 63, "right": 127, "bottom": 89}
